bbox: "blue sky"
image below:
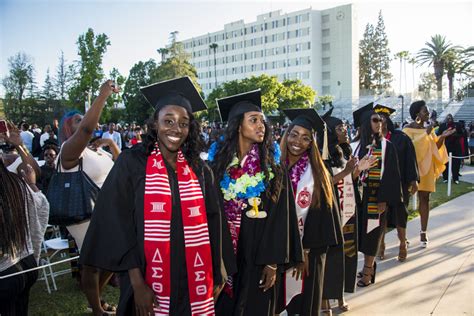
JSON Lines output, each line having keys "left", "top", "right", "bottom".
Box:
{"left": 1, "top": 0, "right": 473, "bottom": 97}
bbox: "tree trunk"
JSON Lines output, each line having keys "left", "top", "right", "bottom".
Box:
{"left": 447, "top": 73, "right": 454, "bottom": 101}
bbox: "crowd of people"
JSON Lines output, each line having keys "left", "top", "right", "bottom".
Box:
{"left": 0, "top": 76, "right": 472, "bottom": 316}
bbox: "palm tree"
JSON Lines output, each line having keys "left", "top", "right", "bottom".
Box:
{"left": 417, "top": 35, "right": 453, "bottom": 103}
{"left": 408, "top": 57, "right": 417, "bottom": 96}
{"left": 395, "top": 51, "right": 410, "bottom": 94}
{"left": 445, "top": 49, "right": 463, "bottom": 100}
{"left": 157, "top": 48, "right": 169, "bottom": 64}
{"left": 209, "top": 43, "right": 219, "bottom": 90}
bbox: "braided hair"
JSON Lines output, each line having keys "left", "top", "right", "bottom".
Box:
{"left": 0, "top": 160, "right": 31, "bottom": 256}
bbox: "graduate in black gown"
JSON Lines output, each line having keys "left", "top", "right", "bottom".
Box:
{"left": 351, "top": 104, "right": 402, "bottom": 287}
{"left": 320, "top": 108, "right": 375, "bottom": 313}
{"left": 374, "top": 104, "right": 419, "bottom": 262}
{"left": 80, "top": 77, "right": 235, "bottom": 316}
{"left": 209, "top": 90, "right": 303, "bottom": 316}
{"left": 275, "top": 109, "right": 341, "bottom": 316}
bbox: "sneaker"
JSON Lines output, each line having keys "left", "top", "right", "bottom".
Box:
{"left": 454, "top": 180, "right": 460, "bottom": 184}
{"left": 443, "top": 180, "right": 448, "bottom": 183}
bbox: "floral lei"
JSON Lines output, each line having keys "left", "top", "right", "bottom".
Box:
{"left": 208, "top": 141, "right": 280, "bottom": 221}
{"left": 288, "top": 151, "right": 309, "bottom": 195}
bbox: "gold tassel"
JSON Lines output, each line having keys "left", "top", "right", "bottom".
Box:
{"left": 322, "top": 123, "right": 329, "bottom": 160}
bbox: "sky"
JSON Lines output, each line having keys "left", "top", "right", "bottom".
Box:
{"left": 1, "top": 0, "right": 473, "bottom": 98}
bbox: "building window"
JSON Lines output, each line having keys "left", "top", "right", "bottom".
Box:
{"left": 303, "top": 71, "right": 310, "bottom": 79}
{"left": 322, "top": 71, "right": 331, "bottom": 80}
{"left": 322, "top": 86, "right": 331, "bottom": 94}
{"left": 322, "top": 14, "right": 330, "bottom": 23}
{"left": 322, "top": 43, "right": 330, "bottom": 51}
{"left": 322, "top": 57, "right": 330, "bottom": 66}
{"left": 322, "top": 28, "right": 330, "bottom": 37}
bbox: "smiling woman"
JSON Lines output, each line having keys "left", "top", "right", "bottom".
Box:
{"left": 210, "top": 90, "right": 302, "bottom": 316}
{"left": 79, "top": 77, "right": 235, "bottom": 316}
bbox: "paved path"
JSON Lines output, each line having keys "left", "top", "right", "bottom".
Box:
{"left": 459, "top": 164, "right": 474, "bottom": 184}
{"left": 342, "top": 191, "right": 474, "bottom": 315}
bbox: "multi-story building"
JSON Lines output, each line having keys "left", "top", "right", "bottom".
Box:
{"left": 179, "top": 4, "right": 358, "bottom": 115}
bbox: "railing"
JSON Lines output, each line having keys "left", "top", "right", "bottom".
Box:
{"left": 447, "top": 152, "right": 474, "bottom": 196}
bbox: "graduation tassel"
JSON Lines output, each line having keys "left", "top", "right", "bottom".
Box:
{"left": 322, "top": 123, "right": 329, "bottom": 160}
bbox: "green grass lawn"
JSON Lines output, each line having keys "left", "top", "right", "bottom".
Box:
{"left": 28, "top": 180, "right": 473, "bottom": 315}
{"left": 407, "top": 179, "right": 474, "bottom": 221}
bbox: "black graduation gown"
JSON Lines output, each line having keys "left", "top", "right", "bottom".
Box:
{"left": 277, "top": 181, "right": 342, "bottom": 316}
{"left": 328, "top": 160, "right": 362, "bottom": 295}
{"left": 358, "top": 140, "right": 403, "bottom": 256}
{"left": 320, "top": 168, "right": 345, "bottom": 300}
{"left": 80, "top": 145, "right": 235, "bottom": 316}
{"left": 386, "top": 130, "right": 419, "bottom": 229}
{"left": 216, "top": 170, "right": 303, "bottom": 316}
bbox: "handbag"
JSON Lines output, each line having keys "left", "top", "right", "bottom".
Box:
{"left": 46, "top": 157, "right": 100, "bottom": 226}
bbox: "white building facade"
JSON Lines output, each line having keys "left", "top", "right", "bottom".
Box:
{"left": 179, "top": 4, "right": 359, "bottom": 114}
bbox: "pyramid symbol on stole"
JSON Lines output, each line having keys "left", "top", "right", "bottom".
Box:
{"left": 194, "top": 252, "right": 204, "bottom": 267}
{"left": 152, "top": 248, "right": 163, "bottom": 263}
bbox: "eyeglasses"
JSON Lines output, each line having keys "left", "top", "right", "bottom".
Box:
{"left": 371, "top": 118, "right": 382, "bottom": 123}
{"left": 44, "top": 153, "right": 56, "bottom": 157}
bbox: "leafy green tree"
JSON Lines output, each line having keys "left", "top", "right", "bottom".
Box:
{"left": 417, "top": 34, "right": 453, "bottom": 101}
{"left": 42, "top": 68, "right": 56, "bottom": 100}
{"left": 53, "top": 51, "right": 72, "bottom": 101}
{"left": 419, "top": 72, "right": 437, "bottom": 99}
{"left": 156, "top": 37, "right": 199, "bottom": 89}
{"left": 68, "top": 28, "right": 111, "bottom": 109}
{"left": 372, "top": 11, "right": 392, "bottom": 94}
{"left": 359, "top": 23, "right": 375, "bottom": 92}
{"left": 122, "top": 59, "right": 159, "bottom": 124}
{"left": 204, "top": 75, "right": 315, "bottom": 121}
{"left": 101, "top": 68, "right": 127, "bottom": 123}
{"left": 2, "top": 52, "right": 36, "bottom": 121}
{"left": 279, "top": 79, "right": 316, "bottom": 110}
{"left": 317, "top": 95, "right": 334, "bottom": 110}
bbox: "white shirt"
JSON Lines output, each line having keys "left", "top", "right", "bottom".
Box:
{"left": 59, "top": 146, "right": 114, "bottom": 188}
{"left": 40, "top": 132, "right": 57, "bottom": 147}
{"left": 20, "top": 130, "right": 34, "bottom": 151}
{"left": 102, "top": 131, "right": 122, "bottom": 149}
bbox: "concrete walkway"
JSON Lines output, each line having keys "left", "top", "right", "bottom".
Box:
{"left": 459, "top": 164, "right": 474, "bottom": 184}
{"left": 342, "top": 189, "right": 474, "bottom": 315}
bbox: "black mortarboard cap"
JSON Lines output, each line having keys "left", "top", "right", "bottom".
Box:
{"left": 216, "top": 89, "right": 262, "bottom": 122}
{"left": 140, "top": 76, "right": 207, "bottom": 113}
{"left": 353, "top": 102, "right": 375, "bottom": 128}
{"left": 373, "top": 103, "right": 396, "bottom": 117}
{"left": 283, "top": 108, "right": 325, "bottom": 134}
{"left": 322, "top": 107, "right": 344, "bottom": 131}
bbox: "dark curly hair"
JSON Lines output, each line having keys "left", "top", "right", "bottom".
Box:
{"left": 143, "top": 107, "right": 205, "bottom": 171}
{"left": 210, "top": 114, "right": 282, "bottom": 204}
{"left": 409, "top": 100, "right": 426, "bottom": 120}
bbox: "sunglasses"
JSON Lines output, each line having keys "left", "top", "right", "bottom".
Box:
{"left": 371, "top": 118, "right": 382, "bottom": 123}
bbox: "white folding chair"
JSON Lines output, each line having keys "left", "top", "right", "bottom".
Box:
{"left": 39, "top": 237, "right": 70, "bottom": 293}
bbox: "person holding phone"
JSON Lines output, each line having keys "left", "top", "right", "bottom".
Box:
{"left": 58, "top": 80, "right": 121, "bottom": 315}
{"left": 403, "top": 100, "right": 455, "bottom": 248}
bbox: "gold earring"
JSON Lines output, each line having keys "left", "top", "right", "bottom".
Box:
{"left": 415, "top": 116, "right": 422, "bottom": 124}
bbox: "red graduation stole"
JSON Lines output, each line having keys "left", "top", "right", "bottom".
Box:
{"left": 144, "top": 146, "right": 214, "bottom": 315}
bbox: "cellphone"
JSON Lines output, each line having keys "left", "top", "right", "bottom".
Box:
{"left": 0, "top": 120, "right": 8, "bottom": 134}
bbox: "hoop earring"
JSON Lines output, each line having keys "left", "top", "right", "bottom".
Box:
{"left": 415, "top": 116, "right": 422, "bottom": 124}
